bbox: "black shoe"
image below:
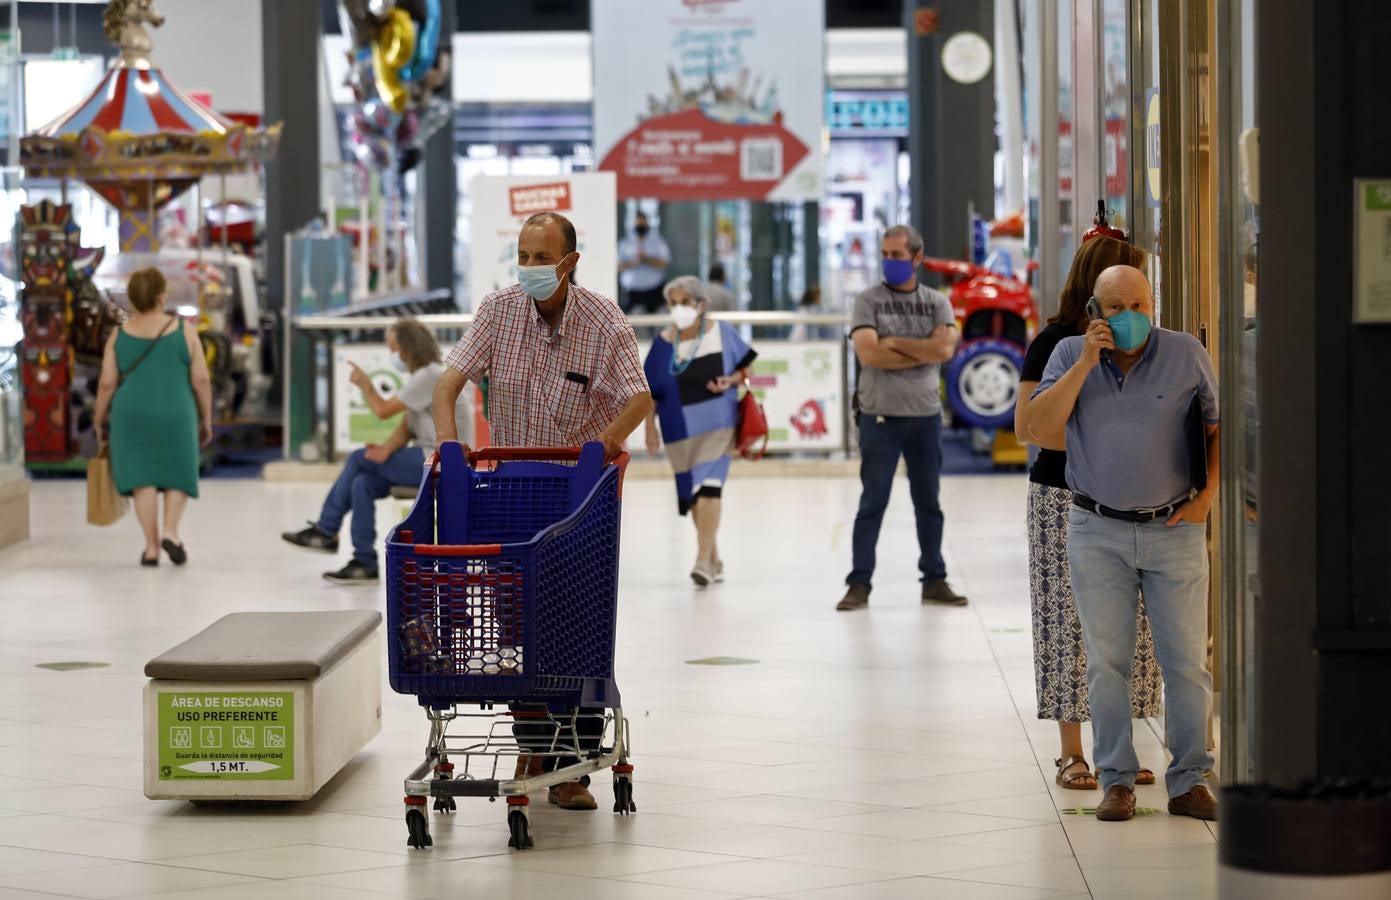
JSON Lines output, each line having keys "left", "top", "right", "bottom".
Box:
{"left": 922, "top": 580, "right": 968, "bottom": 606}
{"left": 324, "top": 560, "right": 380, "bottom": 585}
{"left": 140, "top": 552, "right": 159, "bottom": 567}
{"left": 162, "top": 539, "right": 187, "bottom": 566}
{"left": 283, "top": 523, "right": 339, "bottom": 554}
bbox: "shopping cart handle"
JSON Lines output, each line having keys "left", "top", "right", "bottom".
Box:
{"left": 467, "top": 446, "right": 584, "bottom": 464}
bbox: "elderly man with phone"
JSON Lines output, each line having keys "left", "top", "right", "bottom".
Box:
{"left": 1023, "top": 264, "right": 1220, "bottom": 823}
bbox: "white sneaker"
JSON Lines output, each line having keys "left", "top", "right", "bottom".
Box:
{"left": 690, "top": 560, "right": 715, "bottom": 587}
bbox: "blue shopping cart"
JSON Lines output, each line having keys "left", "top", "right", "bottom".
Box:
{"left": 385, "top": 440, "right": 634, "bottom": 851}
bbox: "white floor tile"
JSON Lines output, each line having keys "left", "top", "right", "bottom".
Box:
{"left": 934, "top": 856, "right": 1092, "bottom": 893}
{"left": 620, "top": 857, "right": 900, "bottom": 895}
{"left": 159, "top": 843, "right": 413, "bottom": 879}
{"left": 0, "top": 861, "right": 260, "bottom": 898}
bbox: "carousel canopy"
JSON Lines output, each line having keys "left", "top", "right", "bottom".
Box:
{"left": 36, "top": 65, "right": 229, "bottom": 139}
{"left": 20, "top": 59, "right": 280, "bottom": 182}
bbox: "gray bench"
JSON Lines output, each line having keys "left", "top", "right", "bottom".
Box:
{"left": 143, "top": 611, "right": 382, "bottom": 801}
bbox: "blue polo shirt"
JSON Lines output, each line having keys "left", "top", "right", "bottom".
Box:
{"left": 1033, "top": 327, "right": 1219, "bottom": 510}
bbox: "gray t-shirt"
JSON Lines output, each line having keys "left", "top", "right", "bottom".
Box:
{"left": 850, "top": 282, "right": 956, "bottom": 417}
{"left": 398, "top": 362, "right": 472, "bottom": 455}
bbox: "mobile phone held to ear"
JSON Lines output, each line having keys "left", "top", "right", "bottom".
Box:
{"left": 1086, "top": 297, "right": 1103, "bottom": 321}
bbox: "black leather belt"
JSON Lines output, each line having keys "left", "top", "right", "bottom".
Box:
{"left": 1073, "top": 494, "right": 1180, "bottom": 523}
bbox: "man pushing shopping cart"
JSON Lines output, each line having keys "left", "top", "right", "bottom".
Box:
{"left": 386, "top": 211, "right": 651, "bottom": 850}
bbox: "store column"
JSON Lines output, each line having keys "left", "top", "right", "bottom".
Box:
{"left": 904, "top": 0, "right": 995, "bottom": 261}
{"left": 421, "top": 0, "right": 456, "bottom": 296}
{"left": 262, "top": 0, "right": 322, "bottom": 315}
{"left": 1255, "top": 0, "right": 1391, "bottom": 781}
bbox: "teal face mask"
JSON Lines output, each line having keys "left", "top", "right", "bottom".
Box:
{"left": 1107, "top": 309, "right": 1153, "bottom": 351}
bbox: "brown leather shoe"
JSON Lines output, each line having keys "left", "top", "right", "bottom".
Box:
{"left": 549, "top": 781, "right": 597, "bottom": 811}
{"left": 837, "top": 584, "right": 870, "bottom": 611}
{"left": 922, "top": 580, "right": 968, "bottom": 606}
{"left": 513, "top": 755, "right": 543, "bottom": 780}
{"left": 1168, "top": 784, "right": 1218, "bottom": 821}
{"left": 1095, "top": 784, "right": 1136, "bottom": 821}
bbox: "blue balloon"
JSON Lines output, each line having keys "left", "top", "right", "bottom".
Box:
{"left": 399, "top": 0, "right": 440, "bottom": 82}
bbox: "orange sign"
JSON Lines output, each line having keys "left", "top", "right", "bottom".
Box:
{"left": 507, "top": 182, "right": 572, "bottom": 217}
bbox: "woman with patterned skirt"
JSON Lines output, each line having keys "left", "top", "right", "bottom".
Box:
{"left": 644, "top": 275, "right": 757, "bottom": 587}
{"left": 1017, "top": 237, "right": 1165, "bottom": 790}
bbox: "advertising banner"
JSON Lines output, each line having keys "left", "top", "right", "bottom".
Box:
{"left": 749, "top": 341, "right": 845, "bottom": 452}
{"left": 636, "top": 338, "right": 845, "bottom": 453}
{"left": 468, "top": 173, "right": 619, "bottom": 307}
{"left": 592, "top": 0, "right": 824, "bottom": 201}
{"left": 157, "top": 691, "right": 294, "bottom": 781}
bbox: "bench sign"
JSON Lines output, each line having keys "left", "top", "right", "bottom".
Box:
{"left": 158, "top": 691, "right": 295, "bottom": 781}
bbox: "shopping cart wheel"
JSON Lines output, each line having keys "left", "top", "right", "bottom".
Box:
{"left": 405, "top": 805, "right": 433, "bottom": 849}
{"left": 612, "top": 764, "right": 636, "bottom": 814}
{"left": 432, "top": 762, "right": 457, "bottom": 813}
{"left": 507, "top": 808, "right": 533, "bottom": 850}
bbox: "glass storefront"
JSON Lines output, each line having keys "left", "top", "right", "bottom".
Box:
{"left": 1030, "top": 0, "right": 1261, "bottom": 779}
{"left": 443, "top": 93, "right": 908, "bottom": 317}
{"left": 1218, "top": 0, "right": 1260, "bottom": 784}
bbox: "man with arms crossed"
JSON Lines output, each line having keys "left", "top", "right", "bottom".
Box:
{"left": 433, "top": 211, "right": 652, "bottom": 811}
{"left": 837, "top": 225, "right": 967, "bottom": 612}
{"left": 1024, "top": 264, "right": 1220, "bottom": 822}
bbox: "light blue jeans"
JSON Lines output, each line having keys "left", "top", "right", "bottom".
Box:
{"left": 1067, "top": 506, "right": 1214, "bottom": 798}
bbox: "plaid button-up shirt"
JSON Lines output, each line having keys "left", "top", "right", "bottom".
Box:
{"left": 445, "top": 283, "right": 650, "bottom": 449}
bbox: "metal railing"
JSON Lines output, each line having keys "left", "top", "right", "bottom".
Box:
{"left": 285, "top": 310, "right": 855, "bottom": 461}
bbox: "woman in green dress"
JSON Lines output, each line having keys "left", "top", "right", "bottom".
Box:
{"left": 93, "top": 267, "right": 213, "bottom": 566}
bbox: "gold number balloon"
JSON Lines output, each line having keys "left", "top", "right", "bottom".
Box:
{"left": 372, "top": 8, "right": 417, "bottom": 115}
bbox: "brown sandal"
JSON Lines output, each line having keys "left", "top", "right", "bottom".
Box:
{"left": 1056, "top": 755, "right": 1098, "bottom": 790}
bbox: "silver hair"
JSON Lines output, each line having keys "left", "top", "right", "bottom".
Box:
{"left": 884, "top": 224, "right": 924, "bottom": 255}
{"left": 661, "top": 275, "right": 708, "bottom": 306}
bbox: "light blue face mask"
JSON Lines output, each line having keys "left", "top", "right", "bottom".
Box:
{"left": 517, "top": 258, "right": 571, "bottom": 301}
{"left": 389, "top": 353, "right": 408, "bottom": 373}
{"left": 1106, "top": 309, "right": 1153, "bottom": 351}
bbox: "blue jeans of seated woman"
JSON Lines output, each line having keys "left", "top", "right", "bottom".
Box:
{"left": 847, "top": 413, "right": 947, "bottom": 587}
{"left": 1067, "top": 507, "right": 1214, "bottom": 798}
{"left": 316, "top": 446, "right": 425, "bottom": 567}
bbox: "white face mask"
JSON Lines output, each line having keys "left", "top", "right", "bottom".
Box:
{"left": 670, "top": 305, "right": 700, "bottom": 330}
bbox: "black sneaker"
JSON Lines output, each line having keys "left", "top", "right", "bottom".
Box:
{"left": 324, "top": 560, "right": 379, "bottom": 585}
{"left": 922, "top": 580, "right": 968, "bottom": 606}
{"left": 282, "top": 522, "right": 339, "bottom": 554}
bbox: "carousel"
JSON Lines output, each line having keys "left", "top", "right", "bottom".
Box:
{"left": 17, "top": 0, "right": 280, "bottom": 466}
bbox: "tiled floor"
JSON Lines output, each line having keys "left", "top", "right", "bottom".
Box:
{"left": 0, "top": 472, "right": 1217, "bottom": 898}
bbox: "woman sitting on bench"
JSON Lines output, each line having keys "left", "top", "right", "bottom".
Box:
{"left": 282, "top": 318, "right": 470, "bottom": 585}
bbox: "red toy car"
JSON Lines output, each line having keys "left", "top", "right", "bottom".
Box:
{"left": 922, "top": 253, "right": 1039, "bottom": 430}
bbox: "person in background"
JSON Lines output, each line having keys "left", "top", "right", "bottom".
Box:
{"left": 281, "top": 318, "right": 470, "bottom": 585}
{"left": 837, "top": 225, "right": 967, "bottom": 612}
{"left": 789, "top": 286, "right": 836, "bottom": 341}
{"left": 1017, "top": 237, "right": 1164, "bottom": 793}
{"left": 433, "top": 211, "right": 652, "bottom": 812}
{"left": 704, "top": 263, "right": 736, "bottom": 312}
{"left": 617, "top": 211, "right": 670, "bottom": 314}
{"left": 93, "top": 267, "right": 212, "bottom": 567}
{"left": 1024, "top": 264, "right": 1220, "bottom": 823}
{"left": 643, "top": 275, "right": 757, "bottom": 587}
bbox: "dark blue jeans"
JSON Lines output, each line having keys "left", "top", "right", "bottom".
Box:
{"left": 317, "top": 446, "right": 425, "bottom": 567}
{"left": 847, "top": 413, "right": 947, "bottom": 588}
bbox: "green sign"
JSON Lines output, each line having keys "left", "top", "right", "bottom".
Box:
{"left": 1364, "top": 183, "right": 1391, "bottom": 212}
{"left": 157, "top": 691, "right": 295, "bottom": 781}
